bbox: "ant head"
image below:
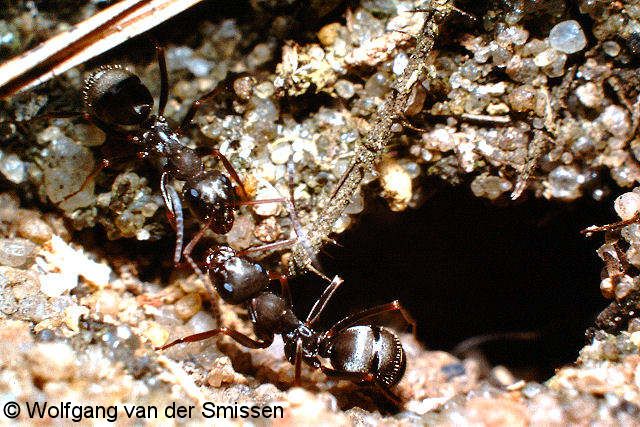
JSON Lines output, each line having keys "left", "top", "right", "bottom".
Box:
{"left": 83, "top": 66, "right": 153, "bottom": 130}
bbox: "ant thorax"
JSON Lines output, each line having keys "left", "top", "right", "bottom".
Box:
{"left": 283, "top": 323, "right": 323, "bottom": 365}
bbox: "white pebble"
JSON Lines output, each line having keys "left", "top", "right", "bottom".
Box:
{"left": 392, "top": 52, "right": 409, "bottom": 75}
{"left": 40, "top": 272, "right": 75, "bottom": 298}
{"left": 253, "top": 183, "right": 282, "bottom": 216}
{"left": 603, "top": 41, "right": 621, "bottom": 57}
{"left": 549, "top": 20, "right": 587, "bottom": 54}
{"left": 600, "top": 105, "right": 631, "bottom": 138}
{"left": 269, "top": 141, "right": 293, "bottom": 165}
{"left": 575, "top": 83, "right": 601, "bottom": 108}
{"left": 614, "top": 192, "right": 640, "bottom": 220}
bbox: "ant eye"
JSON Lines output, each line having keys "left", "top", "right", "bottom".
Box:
{"left": 84, "top": 67, "right": 153, "bottom": 128}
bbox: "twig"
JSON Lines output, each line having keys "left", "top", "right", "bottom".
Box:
{"left": 289, "top": 0, "right": 457, "bottom": 275}
{"left": 511, "top": 66, "right": 575, "bottom": 200}
{"left": 511, "top": 129, "right": 549, "bottom": 200}
{"left": 0, "top": 0, "right": 205, "bottom": 98}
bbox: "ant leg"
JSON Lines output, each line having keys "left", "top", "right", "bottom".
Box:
{"left": 293, "top": 338, "right": 303, "bottom": 386}
{"left": 14, "top": 110, "right": 126, "bottom": 137}
{"left": 59, "top": 149, "right": 147, "bottom": 205}
{"left": 305, "top": 275, "right": 344, "bottom": 326}
{"left": 155, "top": 43, "right": 169, "bottom": 117}
{"left": 236, "top": 238, "right": 296, "bottom": 257}
{"left": 210, "top": 149, "right": 249, "bottom": 201}
{"left": 16, "top": 110, "right": 88, "bottom": 123}
{"left": 156, "top": 327, "right": 273, "bottom": 351}
{"left": 178, "top": 72, "right": 250, "bottom": 133}
{"left": 325, "top": 301, "right": 417, "bottom": 340}
{"left": 320, "top": 366, "right": 402, "bottom": 406}
{"left": 13, "top": 110, "right": 88, "bottom": 144}
{"left": 181, "top": 219, "right": 223, "bottom": 317}
{"left": 234, "top": 198, "right": 287, "bottom": 207}
{"left": 58, "top": 157, "right": 112, "bottom": 204}
{"left": 581, "top": 213, "right": 640, "bottom": 236}
{"left": 178, "top": 82, "right": 226, "bottom": 133}
{"left": 182, "top": 219, "right": 214, "bottom": 287}
{"left": 160, "top": 172, "right": 184, "bottom": 264}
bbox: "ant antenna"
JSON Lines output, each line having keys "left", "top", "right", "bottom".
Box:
{"left": 452, "top": 331, "right": 540, "bottom": 358}
{"left": 581, "top": 213, "right": 640, "bottom": 236}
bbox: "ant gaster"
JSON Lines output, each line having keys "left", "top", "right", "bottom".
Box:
{"left": 75, "top": 47, "right": 282, "bottom": 264}
{"left": 158, "top": 244, "right": 414, "bottom": 405}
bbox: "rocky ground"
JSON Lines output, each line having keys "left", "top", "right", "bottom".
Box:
{"left": 2, "top": 0, "right": 640, "bottom": 425}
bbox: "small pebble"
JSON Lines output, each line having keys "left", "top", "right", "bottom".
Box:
{"left": 335, "top": 79, "right": 356, "bottom": 99}
{"left": 269, "top": 141, "right": 293, "bottom": 165}
{"left": 207, "top": 356, "right": 239, "bottom": 387}
{"left": 491, "top": 365, "right": 517, "bottom": 387}
{"left": 614, "top": 192, "right": 640, "bottom": 220}
{"left": 174, "top": 293, "right": 202, "bottom": 321}
{"left": 547, "top": 166, "right": 583, "bottom": 200}
{"left": 28, "top": 342, "right": 76, "bottom": 382}
{"left": 17, "top": 214, "right": 53, "bottom": 244}
{"left": 253, "top": 185, "right": 283, "bottom": 216}
{"left": 471, "top": 174, "right": 512, "bottom": 200}
{"left": 254, "top": 216, "right": 281, "bottom": 243}
{"left": 233, "top": 76, "right": 254, "bottom": 101}
{"left": 508, "top": 85, "right": 537, "bottom": 112}
{"left": 63, "top": 305, "right": 89, "bottom": 333}
{"left": 602, "top": 41, "right": 621, "bottom": 57}
{"left": 226, "top": 215, "right": 255, "bottom": 250}
{"left": 600, "top": 278, "right": 614, "bottom": 299}
{"left": 254, "top": 81, "right": 275, "bottom": 99}
{"left": 94, "top": 289, "right": 121, "bottom": 316}
{"left": 0, "top": 152, "right": 28, "bottom": 184}
{"left": 549, "top": 20, "right": 587, "bottom": 54}
{"left": 393, "top": 52, "right": 409, "bottom": 75}
{"left": 142, "top": 321, "right": 169, "bottom": 348}
{"left": 378, "top": 159, "right": 412, "bottom": 211}
{"left": 600, "top": 105, "right": 631, "bottom": 138}
{"left": 0, "top": 238, "right": 36, "bottom": 268}
{"left": 317, "top": 23, "right": 341, "bottom": 46}
{"left": 575, "top": 83, "right": 601, "bottom": 108}
{"left": 628, "top": 318, "right": 640, "bottom": 333}
{"left": 614, "top": 275, "right": 636, "bottom": 300}
{"left": 39, "top": 272, "right": 74, "bottom": 298}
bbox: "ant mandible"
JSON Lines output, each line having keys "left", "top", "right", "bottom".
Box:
{"left": 64, "top": 44, "right": 283, "bottom": 264}
{"left": 157, "top": 243, "right": 415, "bottom": 405}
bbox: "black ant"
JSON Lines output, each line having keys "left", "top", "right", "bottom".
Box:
{"left": 156, "top": 243, "right": 414, "bottom": 405}
{"left": 45, "top": 44, "right": 284, "bottom": 265}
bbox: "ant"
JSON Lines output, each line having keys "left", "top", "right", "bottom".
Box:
{"left": 46, "top": 44, "right": 284, "bottom": 265}
{"left": 157, "top": 242, "right": 414, "bottom": 405}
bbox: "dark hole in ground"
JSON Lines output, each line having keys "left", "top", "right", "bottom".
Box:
{"left": 293, "top": 184, "right": 615, "bottom": 381}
